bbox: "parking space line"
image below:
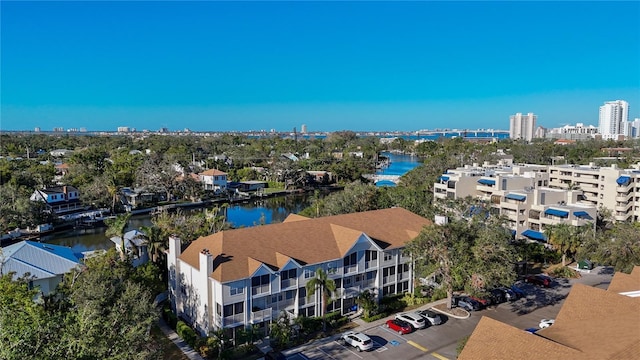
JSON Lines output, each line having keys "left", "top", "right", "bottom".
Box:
{"left": 332, "top": 341, "right": 363, "bottom": 359}
{"left": 372, "top": 340, "right": 388, "bottom": 352}
{"left": 431, "top": 352, "right": 449, "bottom": 360}
{"left": 315, "top": 346, "right": 338, "bottom": 360}
{"left": 407, "top": 340, "right": 428, "bottom": 352}
{"left": 377, "top": 326, "right": 408, "bottom": 341}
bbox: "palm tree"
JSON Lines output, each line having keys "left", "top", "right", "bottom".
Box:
{"left": 305, "top": 268, "right": 336, "bottom": 332}
{"left": 355, "top": 290, "right": 376, "bottom": 318}
{"left": 105, "top": 213, "right": 131, "bottom": 261}
{"left": 546, "top": 223, "right": 581, "bottom": 267}
{"left": 136, "top": 225, "right": 164, "bottom": 264}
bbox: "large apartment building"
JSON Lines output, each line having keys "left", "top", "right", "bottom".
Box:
{"left": 166, "top": 208, "right": 431, "bottom": 339}
{"left": 509, "top": 112, "right": 537, "bottom": 142}
{"left": 434, "top": 161, "right": 640, "bottom": 240}
{"left": 598, "top": 100, "right": 629, "bottom": 140}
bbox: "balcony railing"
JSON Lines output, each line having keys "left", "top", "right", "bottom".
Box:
{"left": 252, "top": 284, "right": 270, "bottom": 296}
{"left": 223, "top": 313, "right": 245, "bottom": 326}
{"left": 383, "top": 275, "right": 395, "bottom": 284}
{"left": 365, "top": 260, "right": 378, "bottom": 269}
{"left": 280, "top": 278, "right": 296, "bottom": 290}
{"left": 343, "top": 264, "right": 357, "bottom": 274}
{"left": 276, "top": 298, "right": 295, "bottom": 310}
{"left": 250, "top": 308, "right": 272, "bottom": 323}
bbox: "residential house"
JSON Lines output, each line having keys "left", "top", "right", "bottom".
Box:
{"left": 459, "top": 267, "right": 640, "bottom": 359}
{"left": 199, "top": 169, "right": 228, "bottom": 193}
{"left": 110, "top": 229, "right": 149, "bottom": 267}
{"left": 0, "top": 241, "right": 84, "bottom": 296}
{"left": 30, "top": 185, "right": 84, "bottom": 214}
{"left": 167, "top": 207, "right": 431, "bottom": 339}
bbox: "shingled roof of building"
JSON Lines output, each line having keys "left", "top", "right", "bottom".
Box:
{"left": 607, "top": 266, "right": 640, "bottom": 294}
{"left": 460, "top": 278, "right": 640, "bottom": 360}
{"left": 178, "top": 207, "right": 431, "bottom": 283}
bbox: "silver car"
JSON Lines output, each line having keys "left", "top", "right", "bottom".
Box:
{"left": 418, "top": 309, "right": 442, "bottom": 326}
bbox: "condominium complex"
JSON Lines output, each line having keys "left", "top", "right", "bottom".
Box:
{"left": 509, "top": 112, "right": 537, "bottom": 142}
{"left": 167, "top": 208, "right": 430, "bottom": 339}
{"left": 545, "top": 123, "right": 598, "bottom": 141}
{"left": 434, "top": 161, "right": 640, "bottom": 240}
{"left": 598, "top": 100, "right": 629, "bottom": 140}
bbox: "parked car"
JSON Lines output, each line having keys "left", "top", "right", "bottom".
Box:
{"left": 470, "top": 295, "right": 492, "bottom": 308}
{"left": 525, "top": 274, "right": 553, "bottom": 288}
{"left": 498, "top": 287, "right": 517, "bottom": 301}
{"left": 453, "top": 296, "right": 481, "bottom": 311}
{"left": 539, "top": 319, "right": 555, "bottom": 329}
{"left": 395, "top": 312, "right": 427, "bottom": 329}
{"left": 489, "top": 289, "right": 506, "bottom": 304}
{"left": 417, "top": 309, "right": 443, "bottom": 326}
{"left": 510, "top": 285, "right": 526, "bottom": 299}
{"left": 385, "top": 319, "right": 413, "bottom": 334}
{"left": 340, "top": 331, "right": 373, "bottom": 352}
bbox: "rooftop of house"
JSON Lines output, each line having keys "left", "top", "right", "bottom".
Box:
{"left": 459, "top": 266, "right": 640, "bottom": 360}
{"left": 1, "top": 241, "right": 83, "bottom": 280}
{"left": 110, "top": 229, "right": 147, "bottom": 249}
{"left": 199, "top": 169, "right": 228, "bottom": 176}
{"left": 178, "top": 207, "right": 431, "bottom": 283}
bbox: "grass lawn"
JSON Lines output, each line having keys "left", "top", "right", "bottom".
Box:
{"left": 150, "top": 325, "right": 189, "bottom": 360}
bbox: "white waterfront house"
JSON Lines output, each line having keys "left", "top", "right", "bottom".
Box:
{"left": 30, "top": 185, "right": 84, "bottom": 214}
{"left": 198, "top": 169, "right": 228, "bottom": 193}
{"left": 166, "top": 207, "right": 431, "bottom": 339}
{"left": 110, "top": 229, "right": 150, "bottom": 268}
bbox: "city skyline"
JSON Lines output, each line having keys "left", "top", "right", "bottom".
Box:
{"left": 1, "top": 1, "right": 639, "bottom": 132}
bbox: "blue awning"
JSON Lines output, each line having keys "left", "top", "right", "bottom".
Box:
{"left": 439, "top": 176, "right": 450, "bottom": 182}
{"left": 522, "top": 229, "right": 547, "bottom": 241}
{"left": 574, "top": 211, "right": 593, "bottom": 220}
{"left": 477, "top": 178, "right": 496, "bottom": 186}
{"left": 617, "top": 176, "right": 631, "bottom": 185}
{"left": 545, "top": 208, "right": 569, "bottom": 218}
{"left": 505, "top": 193, "right": 526, "bottom": 201}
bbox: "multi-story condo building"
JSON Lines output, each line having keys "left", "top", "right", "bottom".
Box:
{"left": 598, "top": 100, "right": 629, "bottom": 140}
{"left": 545, "top": 123, "right": 598, "bottom": 141}
{"left": 509, "top": 113, "right": 537, "bottom": 142}
{"left": 432, "top": 161, "right": 640, "bottom": 240}
{"left": 547, "top": 163, "right": 640, "bottom": 222}
{"left": 166, "top": 208, "right": 430, "bottom": 339}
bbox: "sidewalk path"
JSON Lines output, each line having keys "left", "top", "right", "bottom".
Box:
{"left": 157, "top": 319, "right": 206, "bottom": 360}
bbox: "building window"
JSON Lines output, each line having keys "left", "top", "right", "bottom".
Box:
{"left": 216, "top": 303, "right": 222, "bottom": 316}
{"left": 230, "top": 283, "right": 244, "bottom": 296}
{"left": 281, "top": 269, "right": 297, "bottom": 289}
{"left": 383, "top": 251, "right": 393, "bottom": 262}
{"left": 304, "top": 268, "right": 315, "bottom": 279}
{"left": 343, "top": 252, "right": 357, "bottom": 273}
{"left": 251, "top": 274, "right": 270, "bottom": 295}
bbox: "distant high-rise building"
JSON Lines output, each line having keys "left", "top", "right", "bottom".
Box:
{"left": 34, "top": 127, "right": 41, "bottom": 132}
{"left": 301, "top": 124, "right": 307, "bottom": 133}
{"left": 509, "top": 112, "right": 537, "bottom": 141}
{"left": 53, "top": 127, "right": 64, "bottom": 132}
{"left": 598, "top": 100, "right": 629, "bottom": 140}
{"left": 117, "top": 126, "right": 130, "bottom": 133}
{"left": 629, "top": 118, "right": 640, "bottom": 139}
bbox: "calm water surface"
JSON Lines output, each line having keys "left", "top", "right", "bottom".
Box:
{"left": 47, "top": 154, "right": 422, "bottom": 253}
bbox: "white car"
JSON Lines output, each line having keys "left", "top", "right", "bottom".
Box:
{"left": 395, "top": 312, "right": 427, "bottom": 329}
{"left": 539, "top": 319, "right": 555, "bottom": 329}
{"left": 340, "top": 331, "right": 373, "bottom": 352}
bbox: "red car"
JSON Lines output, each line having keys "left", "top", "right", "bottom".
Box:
{"left": 469, "top": 295, "right": 491, "bottom": 307}
{"left": 385, "top": 319, "right": 413, "bottom": 334}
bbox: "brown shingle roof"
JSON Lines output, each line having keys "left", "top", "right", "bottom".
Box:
{"left": 536, "top": 284, "right": 640, "bottom": 359}
{"left": 199, "top": 169, "right": 227, "bottom": 176}
{"left": 607, "top": 266, "right": 640, "bottom": 294}
{"left": 458, "top": 317, "right": 582, "bottom": 360}
{"left": 461, "top": 281, "right": 640, "bottom": 360}
{"left": 179, "top": 207, "right": 431, "bottom": 283}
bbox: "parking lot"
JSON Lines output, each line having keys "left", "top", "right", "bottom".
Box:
{"left": 283, "top": 268, "right": 614, "bottom": 360}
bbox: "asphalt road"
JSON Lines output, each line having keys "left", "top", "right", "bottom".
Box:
{"left": 283, "top": 267, "right": 614, "bottom": 360}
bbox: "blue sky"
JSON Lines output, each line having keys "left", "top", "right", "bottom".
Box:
{"left": 2, "top": 1, "right": 639, "bottom": 132}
